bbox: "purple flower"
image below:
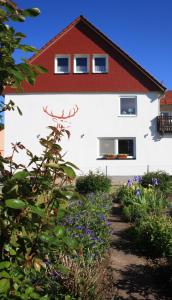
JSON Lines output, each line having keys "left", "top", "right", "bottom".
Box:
{"left": 75, "top": 226, "right": 83, "bottom": 230}
{"left": 152, "top": 178, "right": 159, "bottom": 186}
{"left": 134, "top": 176, "right": 142, "bottom": 183}
{"left": 135, "top": 188, "right": 141, "bottom": 197}
{"left": 106, "top": 221, "right": 111, "bottom": 226}
{"left": 100, "top": 214, "right": 106, "bottom": 221}
{"left": 85, "top": 229, "right": 92, "bottom": 235}
{"left": 127, "top": 179, "right": 133, "bottom": 187}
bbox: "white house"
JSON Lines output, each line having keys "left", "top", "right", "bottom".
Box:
{"left": 5, "top": 16, "right": 172, "bottom": 176}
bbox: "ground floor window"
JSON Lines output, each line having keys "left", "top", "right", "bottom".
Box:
{"left": 98, "top": 137, "right": 135, "bottom": 158}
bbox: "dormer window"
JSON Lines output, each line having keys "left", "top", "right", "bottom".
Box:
{"left": 74, "top": 55, "right": 89, "bottom": 73}
{"left": 92, "top": 55, "right": 108, "bottom": 73}
{"left": 55, "top": 55, "right": 70, "bottom": 74}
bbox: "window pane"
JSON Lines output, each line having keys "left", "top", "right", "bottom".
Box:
{"left": 120, "top": 98, "right": 136, "bottom": 115}
{"left": 57, "top": 57, "right": 68, "bottom": 73}
{"left": 118, "top": 139, "right": 134, "bottom": 156}
{"left": 94, "top": 57, "right": 106, "bottom": 73}
{"left": 76, "top": 57, "right": 88, "bottom": 73}
{"left": 99, "top": 139, "right": 114, "bottom": 155}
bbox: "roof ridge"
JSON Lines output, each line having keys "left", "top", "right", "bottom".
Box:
{"left": 28, "top": 15, "right": 165, "bottom": 92}
{"left": 29, "top": 15, "right": 83, "bottom": 63}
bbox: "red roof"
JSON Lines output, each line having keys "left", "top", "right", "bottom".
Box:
{"left": 161, "top": 91, "right": 172, "bottom": 105}
{"left": 5, "top": 15, "right": 166, "bottom": 94}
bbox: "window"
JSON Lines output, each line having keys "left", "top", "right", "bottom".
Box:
{"left": 74, "top": 55, "right": 89, "bottom": 73}
{"left": 120, "top": 97, "right": 137, "bottom": 115}
{"left": 118, "top": 139, "right": 134, "bottom": 156}
{"left": 93, "top": 55, "right": 108, "bottom": 73}
{"left": 98, "top": 137, "right": 135, "bottom": 158}
{"left": 99, "top": 138, "right": 115, "bottom": 156}
{"left": 55, "top": 55, "right": 70, "bottom": 74}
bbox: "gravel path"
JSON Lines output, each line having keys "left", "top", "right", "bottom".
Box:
{"left": 109, "top": 201, "right": 171, "bottom": 300}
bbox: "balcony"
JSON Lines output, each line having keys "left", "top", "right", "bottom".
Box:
{"left": 157, "top": 116, "right": 172, "bottom": 133}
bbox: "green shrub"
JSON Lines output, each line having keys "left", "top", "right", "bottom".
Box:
{"left": 133, "top": 215, "right": 172, "bottom": 257}
{"left": 141, "top": 170, "right": 171, "bottom": 195}
{"left": 75, "top": 171, "right": 111, "bottom": 194}
{"left": 117, "top": 181, "right": 167, "bottom": 222}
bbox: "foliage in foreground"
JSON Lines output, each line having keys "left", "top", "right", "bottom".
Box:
{"left": 141, "top": 171, "right": 171, "bottom": 196}
{"left": 76, "top": 171, "right": 111, "bottom": 194}
{"left": 117, "top": 175, "right": 172, "bottom": 257}
{"left": 132, "top": 215, "right": 172, "bottom": 257}
{"left": 0, "top": 125, "right": 112, "bottom": 299}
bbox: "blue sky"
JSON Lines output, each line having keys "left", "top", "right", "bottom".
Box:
{"left": 12, "top": 0, "right": 172, "bottom": 89}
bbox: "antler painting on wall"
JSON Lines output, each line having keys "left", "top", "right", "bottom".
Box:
{"left": 43, "top": 105, "right": 79, "bottom": 129}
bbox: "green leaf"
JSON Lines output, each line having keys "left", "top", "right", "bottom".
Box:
{"left": 22, "top": 8, "right": 40, "bottom": 17}
{"left": 11, "top": 15, "right": 25, "bottom": 22}
{"left": 0, "top": 262, "right": 11, "bottom": 270}
{"left": 60, "top": 165, "right": 76, "bottom": 179}
{"left": 0, "top": 278, "right": 10, "bottom": 294}
{"left": 30, "top": 292, "right": 40, "bottom": 299}
{"left": 18, "top": 44, "right": 37, "bottom": 52}
{"left": 5, "top": 199, "right": 27, "bottom": 209}
{"left": 64, "top": 237, "right": 78, "bottom": 249}
{"left": 0, "top": 8, "right": 7, "bottom": 17}
{"left": 8, "top": 68, "right": 24, "bottom": 81}
{"left": 29, "top": 205, "right": 45, "bottom": 217}
{"left": 54, "top": 226, "right": 65, "bottom": 238}
{"left": 57, "top": 208, "right": 66, "bottom": 221}
{"left": 65, "top": 161, "right": 79, "bottom": 170}
{"left": 15, "top": 32, "right": 26, "bottom": 38}
{"left": 33, "top": 65, "right": 48, "bottom": 74}
{"left": 13, "top": 171, "right": 29, "bottom": 180}
{"left": 0, "top": 271, "right": 10, "bottom": 279}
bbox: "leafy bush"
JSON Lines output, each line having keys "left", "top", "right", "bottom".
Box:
{"left": 117, "top": 179, "right": 167, "bottom": 222}
{"left": 76, "top": 171, "right": 111, "bottom": 194}
{"left": 133, "top": 215, "right": 172, "bottom": 257}
{"left": 141, "top": 171, "right": 171, "bottom": 195}
{"left": 63, "top": 193, "right": 112, "bottom": 262}
{"left": 0, "top": 125, "right": 81, "bottom": 299}
{"left": 0, "top": 126, "right": 112, "bottom": 299}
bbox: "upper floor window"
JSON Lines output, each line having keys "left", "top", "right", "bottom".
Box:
{"left": 120, "top": 97, "right": 137, "bottom": 115}
{"left": 74, "top": 55, "right": 89, "bottom": 73}
{"left": 55, "top": 55, "right": 70, "bottom": 74}
{"left": 92, "top": 55, "right": 108, "bottom": 73}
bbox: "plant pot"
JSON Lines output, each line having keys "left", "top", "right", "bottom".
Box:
{"left": 103, "top": 154, "right": 116, "bottom": 160}
{"left": 117, "top": 154, "right": 128, "bottom": 159}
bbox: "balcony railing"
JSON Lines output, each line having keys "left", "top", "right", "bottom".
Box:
{"left": 157, "top": 116, "right": 172, "bottom": 133}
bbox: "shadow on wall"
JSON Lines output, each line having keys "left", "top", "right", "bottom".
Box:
{"left": 149, "top": 117, "right": 161, "bottom": 142}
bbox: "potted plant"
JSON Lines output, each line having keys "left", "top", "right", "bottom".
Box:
{"left": 117, "top": 153, "right": 128, "bottom": 159}
{"left": 103, "top": 153, "right": 116, "bottom": 160}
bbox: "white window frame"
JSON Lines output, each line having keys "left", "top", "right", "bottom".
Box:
{"left": 98, "top": 137, "right": 136, "bottom": 158}
{"left": 92, "top": 54, "right": 108, "bottom": 73}
{"left": 54, "top": 55, "right": 70, "bottom": 74}
{"left": 119, "top": 96, "right": 137, "bottom": 116}
{"left": 74, "top": 54, "right": 89, "bottom": 73}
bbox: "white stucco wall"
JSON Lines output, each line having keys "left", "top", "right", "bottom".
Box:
{"left": 4, "top": 92, "right": 172, "bottom": 176}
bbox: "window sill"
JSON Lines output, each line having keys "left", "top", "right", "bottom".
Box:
{"left": 92, "top": 72, "right": 108, "bottom": 74}
{"left": 118, "top": 114, "right": 137, "bottom": 117}
{"left": 97, "top": 157, "right": 136, "bottom": 160}
{"left": 54, "top": 72, "right": 69, "bottom": 75}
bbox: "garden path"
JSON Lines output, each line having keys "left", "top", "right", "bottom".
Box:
{"left": 109, "top": 200, "right": 171, "bottom": 300}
